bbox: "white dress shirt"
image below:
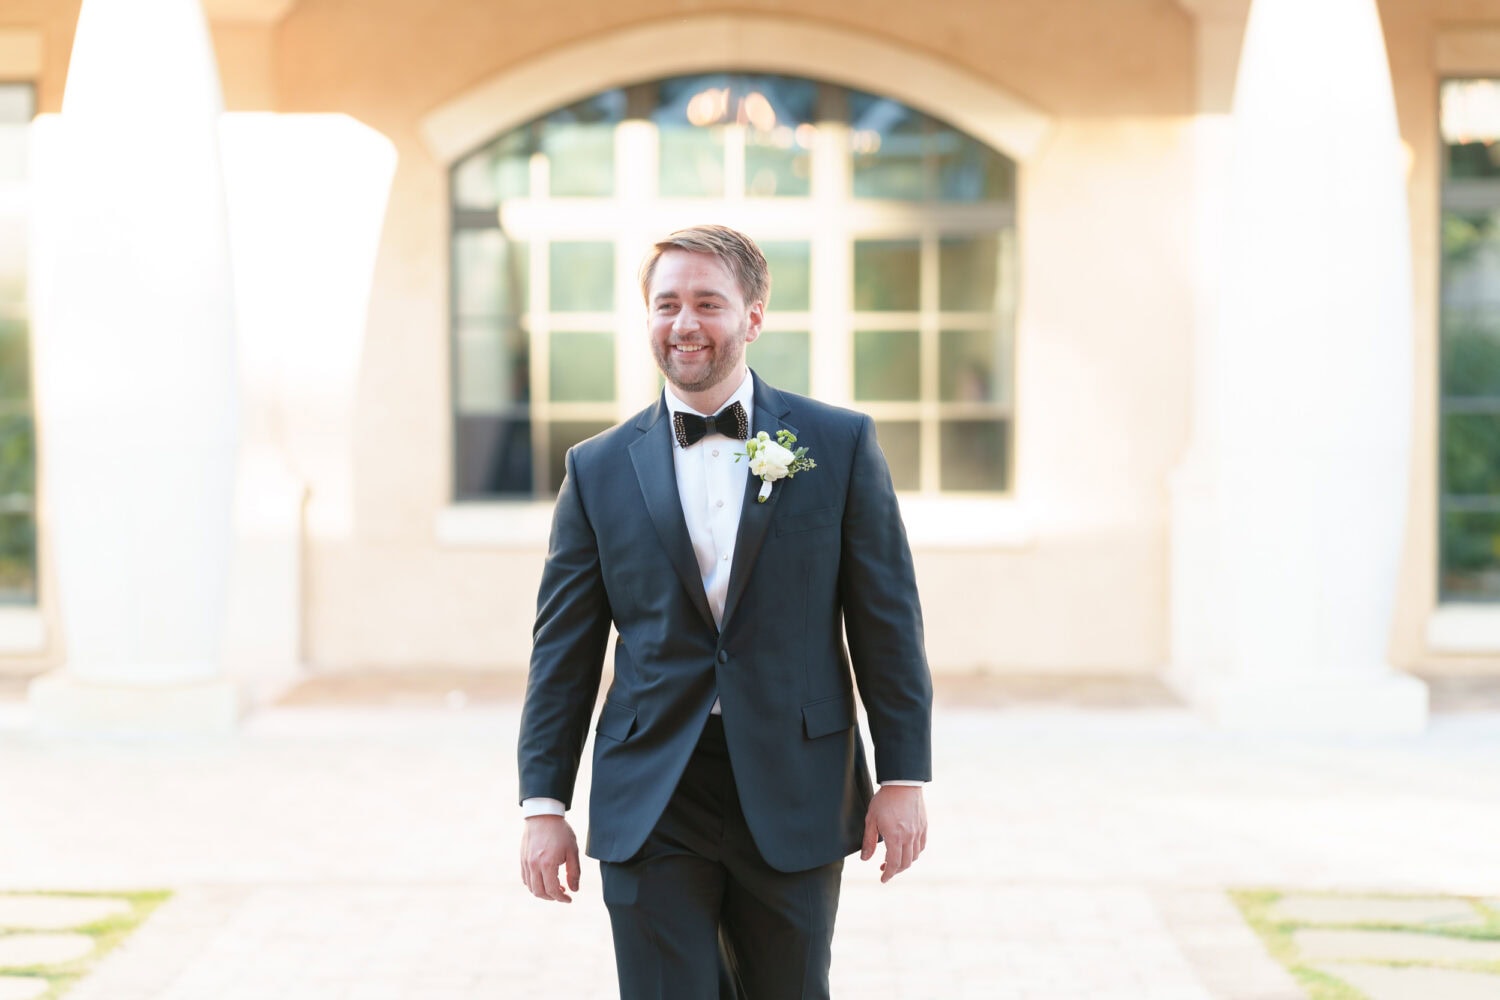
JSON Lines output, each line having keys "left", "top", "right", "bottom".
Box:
{"left": 523, "top": 372, "right": 915, "bottom": 819}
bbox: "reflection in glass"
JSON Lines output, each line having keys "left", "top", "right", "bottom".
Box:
{"left": 1443, "top": 80, "right": 1500, "bottom": 181}
{"left": 850, "top": 92, "right": 927, "bottom": 200}
{"left": 451, "top": 128, "right": 531, "bottom": 209}
{"left": 940, "top": 237, "right": 1000, "bottom": 311}
{"left": 455, "top": 415, "right": 532, "bottom": 497}
{"left": 854, "top": 241, "right": 919, "bottom": 311}
{"left": 549, "top": 421, "right": 614, "bottom": 493}
{"left": 940, "top": 419, "right": 1008, "bottom": 491}
{"left": 940, "top": 329, "right": 1006, "bottom": 403}
{"left": 550, "top": 242, "right": 614, "bottom": 312}
{"left": 762, "top": 242, "right": 811, "bottom": 311}
{"left": 874, "top": 421, "right": 921, "bottom": 490}
{"left": 660, "top": 126, "right": 726, "bottom": 197}
{"left": 750, "top": 331, "right": 810, "bottom": 395}
{"left": 550, "top": 331, "right": 615, "bottom": 402}
{"left": 543, "top": 91, "right": 625, "bottom": 197}
{"left": 1443, "top": 412, "right": 1500, "bottom": 496}
{"left": 1440, "top": 510, "right": 1500, "bottom": 597}
{"left": 454, "top": 232, "right": 528, "bottom": 318}
{"left": 854, "top": 330, "right": 920, "bottom": 401}
{"left": 937, "top": 132, "right": 1015, "bottom": 202}
{"left": 456, "top": 320, "right": 529, "bottom": 413}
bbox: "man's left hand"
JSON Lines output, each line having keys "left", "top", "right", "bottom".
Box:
{"left": 860, "top": 785, "right": 927, "bottom": 883}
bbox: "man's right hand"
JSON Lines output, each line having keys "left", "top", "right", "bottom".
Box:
{"left": 521, "top": 815, "right": 581, "bottom": 903}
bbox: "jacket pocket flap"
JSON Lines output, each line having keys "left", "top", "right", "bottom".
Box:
{"left": 596, "top": 701, "right": 637, "bottom": 742}
{"left": 802, "top": 695, "right": 854, "bottom": 739}
{"left": 776, "top": 505, "right": 840, "bottom": 537}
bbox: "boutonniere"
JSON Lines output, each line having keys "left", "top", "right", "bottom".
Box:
{"left": 737, "top": 429, "right": 816, "bottom": 503}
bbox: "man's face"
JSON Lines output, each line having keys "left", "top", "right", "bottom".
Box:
{"left": 647, "top": 250, "right": 763, "bottom": 399}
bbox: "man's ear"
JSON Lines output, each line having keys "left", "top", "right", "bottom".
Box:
{"left": 744, "top": 301, "right": 765, "bottom": 344}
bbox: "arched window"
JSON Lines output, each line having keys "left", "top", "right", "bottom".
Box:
{"left": 450, "top": 73, "right": 1015, "bottom": 498}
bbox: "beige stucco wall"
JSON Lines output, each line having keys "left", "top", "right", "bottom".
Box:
{"left": 262, "top": 0, "right": 1197, "bottom": 674}
{"left": 14, "top": 0, "right": 1498, "bottom": 679}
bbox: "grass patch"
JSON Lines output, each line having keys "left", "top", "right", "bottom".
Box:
{"left": 0, "top": 890, "right": 170, "bottom": 999}
{"left": 1230, "top": 889, "right": 1500, "bottom": 1000}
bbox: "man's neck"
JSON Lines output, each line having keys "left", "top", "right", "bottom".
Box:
{"left": 669, "top": 368, "right": 750, "bottom": 415}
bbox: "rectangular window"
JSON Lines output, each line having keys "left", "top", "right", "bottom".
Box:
{"left": 0, "top": 83, "right": 35, "bottom": 603}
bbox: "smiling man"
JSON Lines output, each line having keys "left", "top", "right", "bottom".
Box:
{"left": 518, "top": 224, "right": 933, "bottom": 999}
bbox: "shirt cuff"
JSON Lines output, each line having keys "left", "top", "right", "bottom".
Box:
{"left": 521, "top": 797, "right": 567, "bottom": 818}
{"left": 880, "top": 780, "right": 926, "bottom": 787}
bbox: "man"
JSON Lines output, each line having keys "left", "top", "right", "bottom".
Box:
{"left": 518, "top": 224, "right": 932, "bottom": 999}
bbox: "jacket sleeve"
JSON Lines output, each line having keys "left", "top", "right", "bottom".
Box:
{"left": 838, "top": 415, "right": 934, "bottom": 783}
{"left": 517, "top": 446, "right": 613, "bottom": 807}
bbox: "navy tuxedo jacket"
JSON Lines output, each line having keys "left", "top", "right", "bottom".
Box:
{"left": 518, "top": 373, "right": 932, "bottom": 873}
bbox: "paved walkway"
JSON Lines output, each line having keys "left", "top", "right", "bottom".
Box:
{"left": 0, "top": 690, "right": 1497, "bottom": 999}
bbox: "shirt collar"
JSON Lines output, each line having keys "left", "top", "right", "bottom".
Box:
{"left": 663, "top": 370, "right": 755, "bottom": 440}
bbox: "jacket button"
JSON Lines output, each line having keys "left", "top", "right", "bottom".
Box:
{"left": 717, "top": 650, "right": 728, "bottom": 664}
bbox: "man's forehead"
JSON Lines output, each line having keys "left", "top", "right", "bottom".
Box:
{"left": 650, "top": 251, "right": 736, "bottom": 297}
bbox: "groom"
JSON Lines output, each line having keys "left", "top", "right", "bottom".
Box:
{"left": 518, "top": 224, "right": 932, "bottom": 999}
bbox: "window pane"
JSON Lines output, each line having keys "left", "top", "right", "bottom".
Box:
{"left": 656, "top": 76, "right": 729, "bottom": 197}
{"left": 548, "top": 420, "right": 614, "bottom": 494}
{"left": 874, "top": 421, "right": 921, "bottom": 491}
{"left": 744, "top": 76, "right": 816, "bottom": 198}
{"left": 455, "top": 320, "right": 529, "bottom": 413}
{"left": 0, "top": 412, "right": 34, "bottom": 501}
{"left": 940, "top": 329, "right": 1007, "bottom": 404}
{"left": 1442, "top": 80, "right": 1500, "bottom": 181}
{"left": 1443, "top": 413, "right": 1500, "bottom": 496}
{"left": 849, "top": 92, "right": 928, "bottom": 200}
{"left": 660, "top": 126, "right": 726, "bottom": 197}
{"left": 0, "top": 509, "right": 35, "bottom": 603}
{"left": 454, "top": 232, "right": 528, "bottom": 318}
{"left": 1440, "top": 510, "right": 1500, "bottom": 599}
{"left": 452, "top": 128, "right": 531, "bottom": 209}
{"left": 1441, "top": 314, "right": 1500, "bottom": 398}
{"left": 455, "top": 414, "right": 532, "bottom": 497}
{"left": 550, "top": 331, "right": 615, "bottom": 402}
{"left": 940, "top": 236, "right": 1000, "bottom": 311}
{"left": 940, "top": 419, "right": 1008, "bottom": 491}
{"left": 854, "top": 330, "right": 920, "bottom": 401}
{"left": 762, "top": 241, "right": 810, "bottom": 311}
{"left": 750, "top": 331, "right": 810, "bottom": 395}
{"left": 937, "top": 132, "right": 1015, "bottom": 202}
{"left": 542, "top": 92, "right": 623, "bottom": 197}
{"left": 0, "top": 312, "right": 28, "bottom": 400}
{"left": 550, "top": 242, "right": 614, "bottom": 312}
{"left": 854, "top": 240, "right": 919, "bottom": 311}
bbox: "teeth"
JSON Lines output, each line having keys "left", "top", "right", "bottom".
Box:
{"left": 677, "top": 345, "right": 705, "bottom": 352}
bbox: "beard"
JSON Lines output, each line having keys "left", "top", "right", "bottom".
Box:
{"left": 653, "top": 322, "right": 747, "bottom": 394}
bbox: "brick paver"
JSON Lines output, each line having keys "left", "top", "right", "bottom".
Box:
{"left": 0, "top": 698, "right": 1496, "bottom": 997}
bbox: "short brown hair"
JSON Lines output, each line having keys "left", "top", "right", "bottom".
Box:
{"left": 639, "top": 224, "right": 771, "bottom": 308}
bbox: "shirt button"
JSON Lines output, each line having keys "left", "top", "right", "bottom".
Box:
{"left": 712, "top": 449, "right": 720, "bottom": 457}
{"left": 722, "top": 553, "right": 729, "bottom": 561}
{"left": 716, "top": 499, "right": 724, "bottom": 508}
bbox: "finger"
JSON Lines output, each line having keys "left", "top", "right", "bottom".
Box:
{"left": 566, "top": 845, "right": 581, "bottom": 892}
{"left": 541, "top": 859, "right": 571, "bottom": 903}
{"left": 881, "top": 838, "right": 908, "bottom": 883}
{"left": 860, "top": 813, "right": 879, "bottom": 861}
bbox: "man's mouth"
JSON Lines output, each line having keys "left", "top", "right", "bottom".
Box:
{"left": 674, "top": 344, "right": 706, "bottom": 353}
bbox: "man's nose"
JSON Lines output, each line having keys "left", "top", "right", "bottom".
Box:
{"left": 673, "top": 309, "right": 699, "bottom": 332}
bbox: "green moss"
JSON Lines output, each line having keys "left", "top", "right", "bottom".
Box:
{"left": 0, "top": 890, "right": 170, "bottom": 999}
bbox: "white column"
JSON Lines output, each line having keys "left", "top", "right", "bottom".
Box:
{"left": 27, "top": 0, "right": 239, "bottom": 734}
{"left": 217, "top": 113, "right": 396, "bottom": 698}
{"left": 1171, "top": 0, "right": 1426, "bottom": 732}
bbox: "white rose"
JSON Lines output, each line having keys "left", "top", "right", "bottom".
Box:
{"left": 749, "top": 439, "right": 795, "bottom": 481}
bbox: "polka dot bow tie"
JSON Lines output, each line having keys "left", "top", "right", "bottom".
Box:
{"left": 672, "top": 401, "right": 749, "bottom": 448}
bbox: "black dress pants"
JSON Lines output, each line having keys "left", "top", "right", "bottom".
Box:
{"left": 600, "top": 715, "right": 844, "bottom": 1000}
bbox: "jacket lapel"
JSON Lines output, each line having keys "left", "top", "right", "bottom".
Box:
{"left": 629, "top": 397, "right": 717, "bottom": 633}
{"left": 720, "top": 374, "right": 796, "bottom": 635}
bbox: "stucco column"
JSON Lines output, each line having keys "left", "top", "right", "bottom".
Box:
{"left": 1170, "top": 0, "right": 1427, "bottom": 732}
{"left": 27, "top": 0, "right": 239, "bottom": 734}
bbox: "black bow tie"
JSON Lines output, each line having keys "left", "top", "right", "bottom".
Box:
{"left": 672, "top": 401, "right": 749, "bottom": 448}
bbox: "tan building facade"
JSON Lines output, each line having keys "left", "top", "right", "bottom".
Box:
{"left": 5, "top": 0, "right": 1500, "bottom": 721}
